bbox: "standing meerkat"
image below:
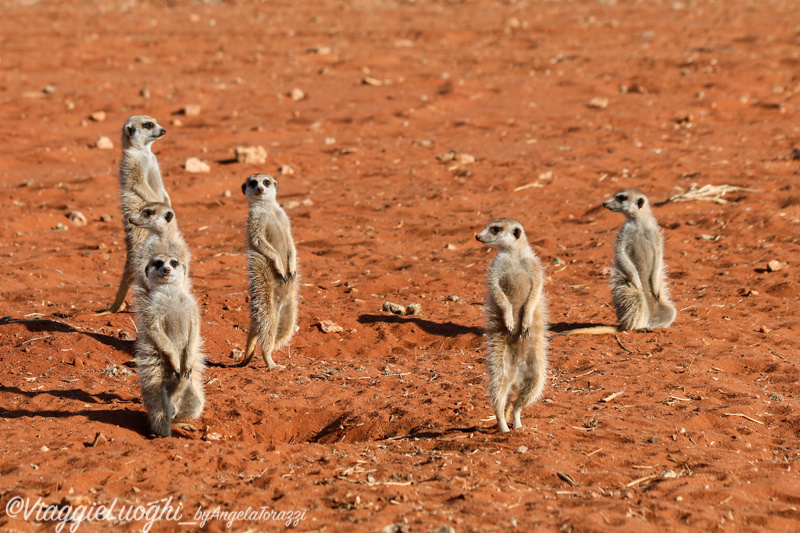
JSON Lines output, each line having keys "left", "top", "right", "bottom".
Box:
{"left": 128, "top": 202, "right": 189, "bottom": 282}
{"left": 606, "top": 189, "right": 676, "bottom": 330}
{"left": 239, "top": 174, "right": 298, "bottom": 370}
{"left": 476, "top": 218, "right": 547, "bottom": 433}
{"left": 135, "top": 253, "right": 205, "bottom": 437}
{"left": 100, "top": 115, "right": 170, "bottom": 314}
{"left": 554, "top": 189, "right": 676, "bottom": 336}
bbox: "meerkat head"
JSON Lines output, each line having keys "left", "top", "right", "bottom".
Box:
{"left": 603, "top": 189, "right": 650, "bottom": 219}
{"left": 241, "top": 174, "right": 278, "bottom": 203}
{"left": 144, "top": 255, "right": 185, "bottom": 287}
{"left": 475, "top": 218, "right": 526, "bottom": 250}
{"left": 121, "top": 115, "right": 166, "bottom": 150}
{"left": 129, "top": 202, "right": 175, "bottom": 232}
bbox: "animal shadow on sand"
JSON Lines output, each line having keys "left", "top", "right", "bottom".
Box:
{"left": 357, "top": 314, "right": 484, "bottom": 337}
{"left": 0, "top": 316, "right": 148, "bottom": 434}
{"left": 0, "top": 316, "right": 135, "bottom": 355}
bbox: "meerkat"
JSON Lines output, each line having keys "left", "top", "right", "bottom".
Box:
{"left": 128, "top": 202, "right": 189, "bottom": 283}
{"left": 239, "top": 174, "right": 298, "bottom": 370}
{"left": 476, "top": 218, "right": 547, "bottom": 433}
{"left": 135, "top": 252, "right": 204, "bottom": 437}
{"left": 99, "top": 115, "right": 170, "bottom": 314}
{"left": 553, "top": 189, "right": 676, "bottom": 337}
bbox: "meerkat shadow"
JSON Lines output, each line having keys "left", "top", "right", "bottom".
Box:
{"left": 0, "top": 405, "right": 149, "bottom": 435}
{"left": 0, "top": 385, "right": 133, "bottom": 404}
{"left": 203, "top": 358, "right": 239, "bottom": 369}
{"left": 404, "top": 425, "right": 485, "bottom": 440}
{"left": 357, "top": 314, "right": 484, "bottom": 337}
{"left": 2, "top": 317, "right": 136, "bottom": 355}
{"left": 548, "top": 321, "right": 613, "bottom": 334}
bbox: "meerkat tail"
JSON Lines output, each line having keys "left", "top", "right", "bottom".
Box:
{"left": 239, "top": 325, "right": 260, "bottom": 367}
{"left": 550, "top": 325, "right": 620, "bottom": 338}
{"left": 137, "top": 362, "right": 173, "bottom": 437}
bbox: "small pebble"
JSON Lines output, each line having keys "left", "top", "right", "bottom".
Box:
{"left": 235, "top": 146, "right": 267, "bottom": 164}
{"left": 383, "top": 302, "right": 406, "bottom": 315}
{"left": 90, "top": 111, "right": 107, "bottom": 122}
{"left": 405, "top": 303, "right": 422, "bottom": 316}
{"left": 181, "top": 105, "right": 201, "bottom": 116}
{"left": 185, "top": 157, "right": 210, "bottom": 173}
{"left": 318, "top": 320, "right": 343, "bottom": 333}
{"left": 588, "top": 96, "right": 609, "bottom": 109}
{"left": 67, "top": 211, "right": 87, "bottom": 226}
{"left": 767, "top": 260, "right": 786, "bottom": 272}
{"left": 95, "top": 136, "right": 114, "bottom": 149}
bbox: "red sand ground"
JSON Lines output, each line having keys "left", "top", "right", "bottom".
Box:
{"left": 1, "top": 0, "right": 799, "bottom": 531}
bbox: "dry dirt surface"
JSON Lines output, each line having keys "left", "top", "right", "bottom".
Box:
{"left": 1, "top": 0, "right": 800, "bottom": 531}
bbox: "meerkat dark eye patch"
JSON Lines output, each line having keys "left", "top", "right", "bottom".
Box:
{"left": 617, "top": 194, "right": 627, "bottom": 202}
{"left": 513, "top": 227, "right": 521, "bottom": 239}
{"left": 144, "top": 209, "right": 154, "bottom": 217}
{"left": 153, "top": 260, "right": 164, "bottom": 269}
{"left": 164, "top": 211, "right": 173, "bottom": 223}
{"left": 491, "top": 226, "right": 501, "bottom": 234}
{"left": 637, "top": 197, "right": 645, "bottom": 208}
{"left": 170, "top": 260, "right": 179, "bottom": 268}
{"left": 143, "top": 122, "right": 153, "bottom": 129}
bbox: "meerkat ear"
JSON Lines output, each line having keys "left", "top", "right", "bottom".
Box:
{"left": 513, "top": 227, "right": 521, "bottom": 239}
{"left": 637, "top": 197, "right": 645, "bottom": 209}
{"left": 241, "top": 183, "right": 247, "bottom": 195}
{"left": 274, "top": 180, "right": 279, "bottom": 192}
{"left": 127, "top": 125, "right": 136, "bottom": 137}
{"left": 164, "top": 211, "right": 174, "bottom": 223}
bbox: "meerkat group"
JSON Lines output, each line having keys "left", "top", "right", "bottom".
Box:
{"left": 100, "top": 115, "right": 675, "bottom": 437}
{"left": 477, "top": 190, "right": 676, "bottom": 432}
{"left": 102, "top": 117, "right": 300, "bottom": 436}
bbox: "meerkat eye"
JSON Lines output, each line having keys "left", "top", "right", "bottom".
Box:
{"left": 263, "top": 179, "right": 271, "bottom": 187}
{"left": 144, "top": 209, "right": 153, "bottom": 216}
{"left": 617, "top": 194, "right": 627, "bottom": 201}
{"left": 143, "top": 122, "right": 153, "bottom": 129}
{"left": 170, "top": 260, "right": 179, "bottom": 268}
{"left": 491, "top": 226, "right": 501, "bottom": 234}
{"left": 248, "top": 180, "right": 258, "bottom": 188}
{"left": 153, "top": 260, "right": 164, "bottom": 269}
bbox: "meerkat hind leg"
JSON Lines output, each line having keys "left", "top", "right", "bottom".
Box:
{"left": 273, "top": 296, "right": 297, "bottom": 349}
{"left": 489, "top": 347, "right": 515, "bottom": 433}
{"left": 511, "top": 368, "right": 545, "bottom": 429}
{"left": 175, "top": 380, "right": 204, "bottom": 420}
{"left": 97, "top": 266, "right": 135, "bottom": 314}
